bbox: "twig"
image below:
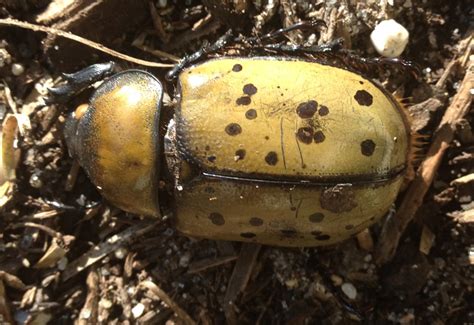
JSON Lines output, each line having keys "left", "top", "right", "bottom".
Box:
{"left": 62, "top": 222, "right": 157, "bottom": 281}
{"left": 77, "top": 269, "right": 99, "bottom": 325}
{"left": 224, "top": 243, "right": 262, "bottom": 325}
{"left": 139, "top": 281, "right": 196, "bottom": 325}
{"left": 0, "top": 18, "right": 174, "bottom": 68}
{"left": 375, "top": 45, "right": 473, "bottom": 264}
{"left": 0, "top": 280, "right": 13, "bottom": 324}
{"left": 187, "top": 255, "right": 237, "bottom": 274}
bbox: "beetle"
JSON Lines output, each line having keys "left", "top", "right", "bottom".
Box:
{"left": 56, "top": 25, "right": 416, "bottom": 247}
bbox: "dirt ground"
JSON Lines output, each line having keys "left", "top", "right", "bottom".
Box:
{"left": 0, "top": 0, "right": 473, "bottom": 324}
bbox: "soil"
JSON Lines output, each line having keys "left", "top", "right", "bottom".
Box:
{"left": 0, "top": 0, "right": 473, "bottom": 324}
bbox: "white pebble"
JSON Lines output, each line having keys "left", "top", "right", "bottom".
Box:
{"left": 370, "top": 19, "right": 409, "bottom": 58}
{"left": 179, "top": 253, "right": 191, "bottom": 267}
{"left": 132, "top": 303, "right": 145, "bottom": 318}
{"left": 341, "top": 282, "right": 357, "bottom": 300}
{"left": 80, "top": 308, "right": 92, "bottom": 319}
{"left": 11, "top": 63, "right": 25, "bottom": 76}
{"left": 114, "top": 246, "right": 128, "bottom": 259}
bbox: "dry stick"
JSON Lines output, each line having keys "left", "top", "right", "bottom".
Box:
{"left": 375, "top": 53, "right": 473, "bottom": 265}
{"left": 0, "top": 280, "right": 13, "bottom": 325}
{"left": 0, "top": 18, "right": 174, "bottom": 68}
{"left": 224, "top": 243, "right": 262, "bottom": 325}
{"left": 139, "top": 281, "right": 196, "bottom": 325}
{"left": 62, "top": 222, "right": 156, "bottom": 281}
{"left": 77, "top": 269, "right": 99, "bottom": 325}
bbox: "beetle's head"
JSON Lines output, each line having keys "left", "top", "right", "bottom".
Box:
{"left": 64, "top": 70, "right": 163, "bottom": 217}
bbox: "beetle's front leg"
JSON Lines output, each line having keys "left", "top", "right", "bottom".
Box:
{"left": 47, "top": 62, "right": 116, "bottom": 104}
{"left": 261, "top": 37, "right": 344, "bottom": 54}
{"left": 166, "top": 30, "right": 234, "bottom": 81}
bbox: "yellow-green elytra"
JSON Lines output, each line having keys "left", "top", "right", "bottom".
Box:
{"left": 66, "top": 57, "right": 412, "bottom": 247}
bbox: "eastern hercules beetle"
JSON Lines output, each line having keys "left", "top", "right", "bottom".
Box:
{"left": 55, "top": 21, "right": 417, "bottom": 247}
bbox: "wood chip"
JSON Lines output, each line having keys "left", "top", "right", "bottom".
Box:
{"left": 375, "top": 40, "right": 473, "bottom": 264}
{"left": 34, "top": 238, "right": 68, "bottom": 269}
{"left": 0, "top": 271, "right": 26, "bottom": 291}
{"left": 455, "top": 208, "right": 474, "bottom": 223}
{"left": 77, "top": 269, "right": 99, "bottom": 325}
{"left": 0, "top": 280, "right": 13, "bottom": 325}
{"left": 419, "top": 225, "right": 435, "bottom": 255}
{"left": 356, "top": 229, "right": 374, "bottom": 252}
{"left": 187, "top": 255, "right": 237, "bottom": 274}
{"left": 0, "top": 114, "right": 21, "bottom": 208}
{"left": 224, "top": 243, "right": 262, "bottom": 325}
{"left": 451, "top": 173, "right": 474, "bottom": 186}
{"left": 62, "top": 222, "right": 157, "bottom": 281}
{"left": 139, "top": 281, "right": 196, "bottom": 325}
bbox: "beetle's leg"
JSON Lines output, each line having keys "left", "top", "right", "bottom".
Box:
{"left": 256, "top": 19, "right": 327, "bottom": 44}
{"left": 47, "top": 62, "right": 116, "bottom": 104}
{"left": 166, "top": 30, "right": 234, "bottom": 81}
{"left": 261, "top": 37, "right": 344, "bottom": 54}
{"left": 337, "top": 54, "right": 422, "bottom": 80}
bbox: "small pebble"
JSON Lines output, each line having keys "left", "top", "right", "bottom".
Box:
{"left": 132, "top": 303, "right": 145, "bottom": 318}
{"left": 370, "top": 19, "right": 409, "bottom": 57}
{"left": 29, "top": 173, "right": 42, "bottom": 188}
{"left": 99, "top": 298, "right": 113, "bottom": 309}
{"left": 179, "top": 252, "right": 191, "bottom": 267}
{"left": 330, "top": 274, "right": 343, "bottom": 286}
{"left": 114, "top": 246, "right": 128, "bottom": 259}
{"left": 341, "top": 282, "right": 357, "bottom": 300}
{"left": 80, "top": 308, "right": 92, "bottom": 319}
{"left": 11, "top": 63, "right": 25, "bottom": 76}
{"left": 285, "top": 278, "right": 299, "bottom": 289}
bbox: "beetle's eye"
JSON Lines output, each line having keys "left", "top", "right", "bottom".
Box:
{"left": 65, "top": 70, "right": 163, "bottom": 216}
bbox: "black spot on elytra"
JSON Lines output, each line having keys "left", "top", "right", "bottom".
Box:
{"left": 243, "top": 83, "right": 257, "bottom": 96}
{"left": 280, "top": 229, "right": 297, "bottom": 238}
{"left": 235, "top": 149, "right": 246, "bottom": 160}
{"left": 225, "top": 123, "right": 242, "bottom": 136}
{"left": 207, "top": 155, "right": 216, "bottom": 163}
{"left": 240, "top": 232, "right": 256, "bottom": 238}
{"left": 236, "top": 96, "right": 251, "bottom": 105}
{"left": 264, "top": 136, "right": 270, "bottom": 140}
{"left": 315, "top": 234, "right": 330, "bottom": 241}
{"left": 313, "top": 131, "right": 325, "bottom": 143}
{"left": 205, "top": 145, "right": 210, "bottom": 151}
{"left": 361, "top": 139, "right": 376, "bottom": 156}
{"left": 359, "top": 81, "right": 364, "bottom": 85}
{"left": 209, "top": 212, "right": 225, "bottom": 226}
{"left": 232, "top": 64, "right": 242, "bottom": 72}
{"left": 318, "top": 105, "right": 329, "bottom": 116}
{"left": 296, "top": 100, "right": 318, "bottom": 118}
{"left": 308, "top": 212, "right": 325, "bottom": 223}
{"left": 296, "top": 127, "right": 314, "bottom": 144}
{"left": 265, "top": 151, "right": 278, "bottom": 166}
{"left": 345, "top": 224, "right": 354, "bottom": 230}
{"left": 249, "top": 217, "right": 263, "bottom": 226}
{"left": 245, "top": 109, "right": 257, "bottom": 120}
{"left": 354, "top": 90, "right": 373, "bottom": 106}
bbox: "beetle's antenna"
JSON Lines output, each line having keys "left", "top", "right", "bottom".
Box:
{"left": 0, "top": 18, "right": 174, "bottom": 68}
